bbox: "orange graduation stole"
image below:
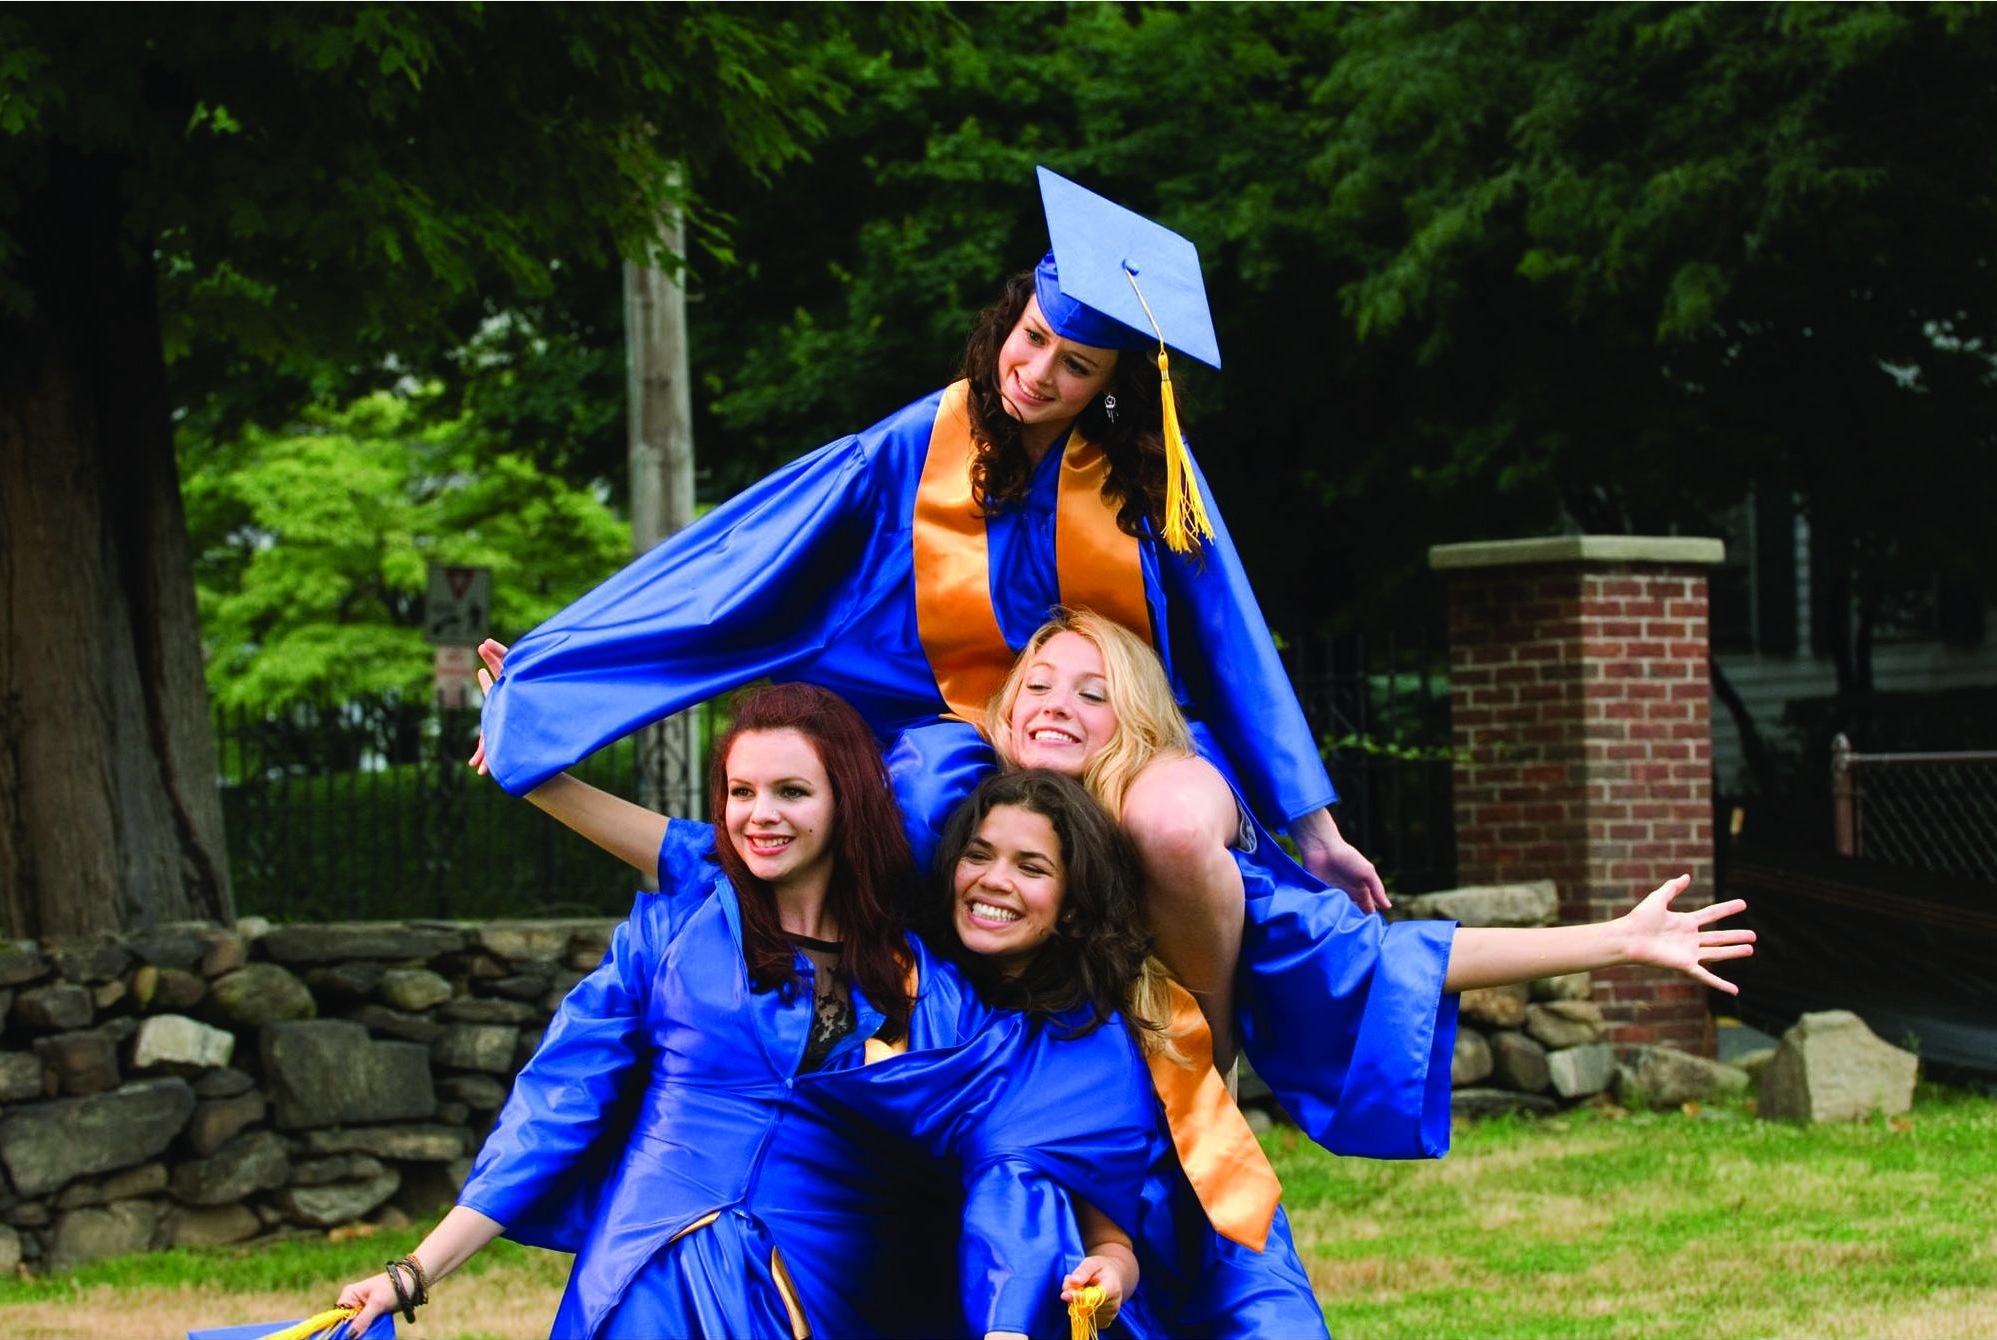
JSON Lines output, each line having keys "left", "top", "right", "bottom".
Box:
{"left": 1144, "top": 980, "right": 1282, "bottom": 1253}
{"left": 911, "top": 381, "right": 1153, "bottom": 729}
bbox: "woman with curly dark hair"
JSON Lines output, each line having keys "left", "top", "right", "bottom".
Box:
{"left": 475, "top": 168, "right": 1390, "bottom": 1074}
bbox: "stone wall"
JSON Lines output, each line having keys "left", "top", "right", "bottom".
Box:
{"left": 0, "top": 916, "right": 618, "bottom": 1273}
{"left": 0, "top": 900, "right": 1748, "bottom": 1275}
{"left": 1391, "top": 881, "right": 1621, "bottom": 1117}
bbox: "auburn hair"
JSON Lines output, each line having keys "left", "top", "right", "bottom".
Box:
{"left": 707, "top": 683, "right": 916, "bottom": 1042}
{"left": 958, "top": 270, "right": 1181, "bottom": 537}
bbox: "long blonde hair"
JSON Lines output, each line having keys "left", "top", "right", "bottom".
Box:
{"left": 987, "top": 606, "right": 1199, "bottom": 1060}
{"left": 987, "top": 607, "right": 1193, "bottom": 822}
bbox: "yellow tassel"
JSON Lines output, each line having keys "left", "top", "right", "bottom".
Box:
{"left": 259, "top": 1308, "right": 363, "bottom": 1340}
{"left": 1157, "top": 350, "right": 1213, "bottom": 554}
{"left": 1068, "top": 1284, "right": 1107, "bottom": 1340}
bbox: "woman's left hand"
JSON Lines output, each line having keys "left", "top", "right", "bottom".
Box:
{"left": 1061, "top": 1253, "right": 1129, "bottom": 1327}
{"left": 1622, "top": 874, "right": 1757, "bottom": 993}
{"left": 1291, "top": 808, "right": 1390, "bottom": 913}
{"left": 334, "top": 1271, "right": 402, "bottom": 1336}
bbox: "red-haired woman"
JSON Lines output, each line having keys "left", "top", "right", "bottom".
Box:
{"left": 335, "top": 683, "right": 1152, "bottom": 1339}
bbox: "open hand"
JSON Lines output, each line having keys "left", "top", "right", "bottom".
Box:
{"left": 467, "top": 638, "right": 509, "bottom": 775}
{"left": 1622, "top": 874, "right": 1756, "bottom": 994}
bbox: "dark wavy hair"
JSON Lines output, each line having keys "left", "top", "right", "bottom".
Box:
{"left": 708, "top": 683, "right": 916, "bottom": 1043}
{"left": 958, "top": 269, "right": 1181, "bottom": 538}
{"left": 925, "top": 769, "right": 1155, "bottom": 1039}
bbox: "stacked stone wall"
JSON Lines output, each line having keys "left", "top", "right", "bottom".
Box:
{"left": 0, "top": 917, "right": 617, "bottom": 1273}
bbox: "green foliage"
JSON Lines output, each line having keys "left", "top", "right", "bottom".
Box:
{"left": 679, "top": 3, "right": 1997, "bottom": 642}
{"left": 217, "top": 736, "right": 655, "bottom": 923}
{"left": 183, "top": 388, "right": 628, "bottom": 711}
{"left": 3, "top": 6, "right": 929, "bottom": 412}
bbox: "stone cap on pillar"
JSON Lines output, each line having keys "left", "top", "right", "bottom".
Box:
{"left": 1429, "top": 535, "right": 1725, "bottom": 570}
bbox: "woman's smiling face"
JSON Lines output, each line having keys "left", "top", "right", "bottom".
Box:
{"left": 996, "top": 296, "right": 1118, "bottom": 445}
{"left": 1005, "top": 631, "right": 1119, "bottom": 778}
{"left": 722, "top": 728, "right": 836, "bottom": 893}
{"left": 952, "top": 803, "right": 1066, "bottom": 976}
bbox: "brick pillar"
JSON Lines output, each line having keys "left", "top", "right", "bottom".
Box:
{"left": 1431, "top": 536, "right": 1726, "bottom": 1055}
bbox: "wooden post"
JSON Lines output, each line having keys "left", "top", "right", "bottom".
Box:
{"left": 623, "top": 190, "right": 703, "bottom": 821}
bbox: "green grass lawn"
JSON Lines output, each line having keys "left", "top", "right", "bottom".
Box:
{"left": 7, "top": 1086, "right": 1994, "bottom": 1338}
{"left": 1280, "top": 1083, "right": 1997, "bottom": 1339}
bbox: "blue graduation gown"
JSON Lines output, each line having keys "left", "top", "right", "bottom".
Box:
{"left": 458, "top": 863, "right": 1152, "bottom": 1339}
{"left": 1110, "top": 828, "right": 1458, "bottom": 1340}
{"left": 478, "top": 387, "right": 1335, "bottom": 871}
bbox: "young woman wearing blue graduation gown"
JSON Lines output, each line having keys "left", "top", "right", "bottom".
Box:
{"left": 472, "top": 167, "right": 1388, "bottom": 1073}
{"left": 982, "top": 608, "right": 1757, "bottom": 1338}
{"left": 334, "top": 684, "right": 1156, "bottom": 1340}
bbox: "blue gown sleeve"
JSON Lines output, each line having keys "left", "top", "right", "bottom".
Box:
{"left": 957, "top": 1017, "right": 1152, "bottom": 1337}
{"left": 1235, "top": 834, "right": 1459, "bottom": 1160}
{"left": 454, "top": 889, "right": 662, "bottom": 1250}
{"left": 1158, "top": 454, "right": 1338, "bottom": 829}
{"left": 656, "top": 818, "right": 718, "bottom": 890}
{"left": 479, "top": 435, "right": 880, "bottom": 796}
{"left": 816, "top": 996, "right": 1153, "bottom": 1338}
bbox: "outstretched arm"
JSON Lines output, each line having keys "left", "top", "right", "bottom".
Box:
{"left": 1443, "top": 874, "right": 1756, "bottom": 995}
{"left": 471, "top": 640, "right": 666, "bottom": 879}
{"left": 336, "top": 1205, "right": 502, "bottom": 1333}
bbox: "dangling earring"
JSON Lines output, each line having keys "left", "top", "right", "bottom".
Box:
{"left": 1101, "top": 393, "right": 1118, "bottom": 423}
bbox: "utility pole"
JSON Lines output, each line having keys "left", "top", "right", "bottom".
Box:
{"left": 624, "top": 193, "right": 704, "bottom": 822}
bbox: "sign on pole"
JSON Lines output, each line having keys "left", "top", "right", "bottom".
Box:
{"left": 425, "top": 565, "right": 492, "bottom": 709}
{"left": 424, "top": 565, "right": 491, "bottom": 647}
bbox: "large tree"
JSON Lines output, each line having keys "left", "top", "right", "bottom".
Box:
{"left": 0, "top": 6, "right": 867, "bottom": 935}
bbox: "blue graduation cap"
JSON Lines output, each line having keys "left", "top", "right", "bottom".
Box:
{"left": 1032, "top": 165, "right": 1219, "bottom": 552}
{"left": 1033, "top": 165, "right": 1222, "bottom": 370}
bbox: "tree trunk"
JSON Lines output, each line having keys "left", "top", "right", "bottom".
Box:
{"left": 0, "top": 147, "right": 231, "bottom": 936}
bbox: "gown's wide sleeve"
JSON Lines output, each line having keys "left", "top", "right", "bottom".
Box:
{"left": 819, "top": 999, "right": 1153, "bottom": 1339}
{"left": 480, "top": 432, "right": 881, "bottom": 796}
{"left": 1157, "top": 454, "right": 1337, "bottom": 830}
{"left": 1236, "top": 837, "right": 1459, "bottom": 1160}
{"left": 454, "top": 889, "right": 661, "bottom": 1251}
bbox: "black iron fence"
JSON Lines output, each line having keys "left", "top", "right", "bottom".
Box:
{"left": 1285, "top": 627, "right": 1457, "bottom": 894}
{"left": 1831, "top": 733, "right": 1997, "bottom": 884}
{"left": 215, "top": 699, "right": 707, "bottom": 923}
{"left": 215, "top": 632, "right": 1456, "bottom": 920}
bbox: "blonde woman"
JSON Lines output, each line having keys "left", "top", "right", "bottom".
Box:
{"left": 985, "top": 606, "right": 1754, "bottom": 1337}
